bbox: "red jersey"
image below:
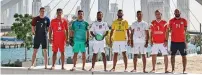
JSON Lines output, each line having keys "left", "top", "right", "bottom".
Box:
{"left": 50, "top": 18, "right": 68, "bottom": 43}
{"left": 169, "top": 18, "right": 187, "bottom": 42}
{"left": 151, "top": 20, "right": 167, "bottom": 43}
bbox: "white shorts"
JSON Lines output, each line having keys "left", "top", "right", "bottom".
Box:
{"left": 151, "top": 43, "right": 168, "bottom": 55}
{"left": 93, "top": 41, "right": 105, "bottom": 54}
{"left": 132, "top": 43, "right": 147, "bottom": 54}
{"left": 112, "top": 41, "right": 127, "bottom": 53}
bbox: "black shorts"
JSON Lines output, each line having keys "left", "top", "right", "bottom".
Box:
{"left": 33, "top": 36, "right": 47, "bottom": 49}
{"left": 170, "top": 42, "right": 187, "bottom": 56}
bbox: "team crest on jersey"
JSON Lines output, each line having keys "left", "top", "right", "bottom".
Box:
{"left": 181, "top": 22, "right": 184, "bottom": 24}
{"left": 45, "top": 20, "right": 47, "bottom": 24}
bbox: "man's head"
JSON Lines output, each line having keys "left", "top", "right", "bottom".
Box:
{"left": 97, "top": 11, "right": 103, "bottom": 21}
{"left": 174, "top": 9, "right": 181, "bottom": 18}
{"left": 117, "top": 9, "right": 123, "bottom": 18}
{"left": 56, "top": 8, "right": 63, "bottom": 17}
{"left": 78, "top": 10, "right": 84, "bottom": 20}
{"left": 155, "top": 10, "right": 162, "bottom": 19}
{"left": 39, "top": 7, "right": 45, "bottom": 16}
{"left": 137, "top": 11, "right": 143, "bottom": 20}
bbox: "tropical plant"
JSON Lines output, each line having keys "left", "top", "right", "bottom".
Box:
{"left": 11, "top": 13, "right": 33, "bottom": 61}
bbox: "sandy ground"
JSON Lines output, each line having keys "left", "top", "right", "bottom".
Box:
{"left": 84, "top": 55, "right": 202, "bottom": 74}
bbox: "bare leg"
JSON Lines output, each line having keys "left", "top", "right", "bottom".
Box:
{"left": 82, "top": 52, "right": 86, "bottom": 70}
{"left": 131, "top": 54, "right": 138, "bottom": 72}
{"left": 151, "top": 54, "right": 157, "bottom": 72}
{"left": 164, "top": 55, "right": 169, "bottom": 72}
{"left": 70, "top": 53, "right": 78, "bottom": 71}
{"left": 110, "top": 52, "right": 118, "bottom": 71}
{"left": 182, "top": 56, "right": 187, "bottom": 73}
{"left": 171, "top": 55, "right": 175, "bottom": 72}
{"left": 61, "top": 52, "right": 65, "bottom": 69}
{"left": 89, "top": 53, "right": 97, "bottom": 71}
{"left": 122, "top": 51, "right": 128, "bottom": 71}
{"left": 51, "top": 52, "right": 57, "bottom": 70}
{"left": 28, "top": 49, "right": 38, "bottom": 70}
{"left": 102, "top": 53, "right": 107, "bottom": 71}
{"left": 43, "top": 49, "right": 48, "bottom": 69}
{"left": 142, "top": 54, "right": 147, "bottom": 72}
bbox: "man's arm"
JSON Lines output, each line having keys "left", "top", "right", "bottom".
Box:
{"left": 32, "top": 17, "right": 36, "bottom": 35}
{"left": 48, "top": 27, "right": 52, "bottom": 43}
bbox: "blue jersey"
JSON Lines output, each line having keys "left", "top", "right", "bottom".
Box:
{"left": 71, "top": 20, "right": 89, "bottom": 42}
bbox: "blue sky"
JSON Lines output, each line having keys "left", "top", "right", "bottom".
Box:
{"left": 27, "top": 0, "right": 202, "bottom": 31}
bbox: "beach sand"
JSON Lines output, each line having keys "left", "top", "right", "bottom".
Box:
{"left": 84, "top": 55, "right": 202, "bottom": 74}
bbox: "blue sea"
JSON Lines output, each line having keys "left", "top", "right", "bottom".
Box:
{"left": 1, "top": 42, "right": 200, "bottom": 66}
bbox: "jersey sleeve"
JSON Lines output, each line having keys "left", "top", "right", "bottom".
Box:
{"left": 89, "top": 22, "right": 95, "bottom": 31}
{"left": 168, "top": 19, "right": 173, "bottom": 29}
{"left": 32, "top": 17, "right": 37, "bottom": 26}
{"left": 85, "top": 22, "right": 89, "bottom": 30}
{"left": 50, "top": 19, "right": 54, "bottom": 30}
{"left": 111, "top": 21, "right": 115, "bottom": 30}
{"left": 124, "top": 21, "right": 129, "bottom": 29}
{"left": 46, "top": 17, "right": 50, "bottom": 27}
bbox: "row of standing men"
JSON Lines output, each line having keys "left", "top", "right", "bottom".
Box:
{"left": 28, "top": 7, "right": 188, "bottom": 74}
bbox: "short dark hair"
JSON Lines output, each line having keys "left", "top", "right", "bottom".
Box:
{"left": 118, "top": 9, "right": 123, "bottom": 12}
{"left": 97, "top": 11, "right": 102, "bottom": 14}
{"left": 57, "top": 8, "right": 63, "bottom": 12}
{"left": 40, "top": 7, "right": 45, "bottom": 10}
{"left": 155, "top": 10, "right": 161, "bottom": 13}
{"left": 78, "top": 10, "right": 83, "bottom": 14}
{"left": 137, "top": 11, "right": 142, "bottom": 14}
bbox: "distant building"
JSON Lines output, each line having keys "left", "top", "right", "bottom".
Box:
{"left": 177, "top": 0, "right": 190, "bottom": 30}
{"left": 98, "top": 0, "right": 110, "bottom": 22}
{"left": 80, "top": 0, "right": 91, "bottom": 23}
{"left": 32, "top": 0, "right": 42, "bottom": 17}
{"left": 44, "top": 5, "right": 51, "bottom": 18}
{"left": 141, "top": 0, "right": 170, "bottom": 24}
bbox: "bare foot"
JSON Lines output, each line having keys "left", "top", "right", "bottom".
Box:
{"left": 28, "top": 66, "right": 34, "bottom": 70}
{"left": 89, "top": 68, "right": 94, "bottom": 71}
{"left": 50, "top": 66, "right": 55, "bottom": 70}
{"left": 109, "top": 68, "right": 115, "bottom": 72}
{"left": 130, "top": 69, "right": 136, "bottom": 72}
{"left": 70, "top": 67, "right": 76, "bottom": 71}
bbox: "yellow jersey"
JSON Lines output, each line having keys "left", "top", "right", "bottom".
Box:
{"left": 112, "top": 19, "right": 129, "bottom": 41}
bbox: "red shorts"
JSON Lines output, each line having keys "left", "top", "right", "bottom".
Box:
{"left": 52, "top": 40, "right": 65, "bottom": 52}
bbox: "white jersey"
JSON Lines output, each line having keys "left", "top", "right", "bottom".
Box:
{"left": 131, "top": 21, "right": 149, "bottom": 43}
{"left": 90, "top": 21, "right": 109, "bottom": 42}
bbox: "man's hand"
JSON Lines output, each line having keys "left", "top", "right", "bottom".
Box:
{"left": 49, "top": 38, "right": 52, "bottom": 44}
{"left": 32, "top": 30, "right": 35, "bottom": 35}
{"left": 144, "top": 41, "right": 149, "bottom": 48}
{"left": 163, "top": 41, "right": 168, "bottom": 47}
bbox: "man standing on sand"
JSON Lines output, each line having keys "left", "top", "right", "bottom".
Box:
{"left": 89, "top": 11, "right": 109, "bottom": 72}
{"left": 70, "top": 10, "right": 89, "bottom": 71}
{"left": 29, "top": 7, "right": 50, "bottom": 70}
{"left": 150, "top": 10, "right": 170, "bottom": 73}
{"left": 109, "top": 9, "right": 130, "bottom": 72}
{"left": 169, "top": 9, "right": 188, "bottom": 74}
{"left": 130, "top": 11, "right": 149, "bottom": 73}
{"left": 49, "top": 8, "right": 68, "bottom": 70}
